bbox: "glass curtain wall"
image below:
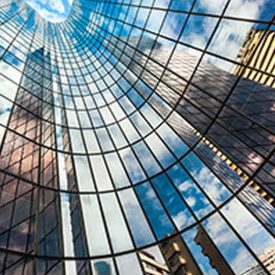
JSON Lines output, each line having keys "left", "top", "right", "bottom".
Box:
{"left": 0, "top": 0, "right": 274, "bottom": 274}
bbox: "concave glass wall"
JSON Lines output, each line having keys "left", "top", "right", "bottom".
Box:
{"left": 0, "top": 0, "right": 274, "bottom": 274}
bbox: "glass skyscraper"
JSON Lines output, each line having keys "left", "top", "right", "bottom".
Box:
{"left": 0, "top": 0, "right": 274, "bottom": 274}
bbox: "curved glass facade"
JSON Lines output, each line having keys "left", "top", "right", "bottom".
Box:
{"left": 0, "top": 0, "right": 274, "bottom": 274}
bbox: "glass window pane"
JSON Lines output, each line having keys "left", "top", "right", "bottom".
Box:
{"left": 80, "top": 195, "right": 110, "bottom": 256}
{"left": 101, "top": 193, "right": 133, "bottom": 252}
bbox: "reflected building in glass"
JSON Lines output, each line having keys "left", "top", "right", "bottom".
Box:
{"left": 194, "top": 225, "right": 234, "bottom": 275}
{"left": 160, "top": 234, "right": 202, "bottom": 274}
{"left": 138, "top": 251, "right": 169, "bottom": 275}
{"left": 233, "top": 28, "right": 275, "bottom": 88}
{"left": 0, "top": 0, "right": 274, "bottom": 274}
{"left": 240, "top": 247, "right": 275, "bottom": 275}
{"left": 94, "top": 261, "right": 112, "bottom": 275}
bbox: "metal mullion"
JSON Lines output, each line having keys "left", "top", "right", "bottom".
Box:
{"left": 175, "top": 159, "right": 257, "bottom": 271}
{"left": 0, "top": 192, "right": 37, "bottom": 237}
{"left": 142, "top": 1, "right": 273, "bottom": 269}
{"left": 3, "top": 21, "right": 35, "bottom": 46}
{"left": 108, "top": 1, "right": 275, "bottom": 218}
{"left": 0, "top": 6, "right": 27, "bottom": 26}
{"left": 130, "top": 140, "right": 185, "bottom": 233}
{"left": 37, "top": 21, "right": 49, "bottom": 273}
{"left": 182, "top": 17, "right": 275, "bottom": 209}
{"left": 101, "top": 0, "right": 158, "bottom": 256}
{"left": 62, "top": 27, "right": 142, "bottom": 108}
{"left": 88, "top": 21, "right": 275, "bottom": 140}
{"left": 0, "top": 11, "right": 33, "bottom": 60}
{"left": 0, "top": 56, "right": 55, "bottom": 107}
{"left": 59, "top": 22, "right": 114, "bottom": 273}
{"left": 94, "top": 75, "right": 181, "bottom": 238}
{"left": 74, "top": 0, "right": 274, "bottom": 26}
{"left": 86, "top": 66, "right": 142, "bottom": 275}
{"left": 67, "top": 2, "right": 126, "bottom": 79}
{"left": 0, "top": 1, "right": 273, "bottom": 272}
{"left": 218, "top": 204, "right": 272, "bottom": 274}
{"left": 66, "top": 17, "right": 122, "bottom": 275}
{"left": 103, "top": 47, "right": 275, "bottom": 169}
{"left": 0, "top": 11, "right": 37, "bottom": 272}
{"left": 107, "top": 0, "right": 268, "bottom": 269}
{"left": 1, "top": 254, "right": 29, "bottom": 274}
{"left": 180, "top": 142, "right": 275, "bottom": 238}
{"left": 192, "top": 143, "right": 275, "bottom": 236}
{"left": 65, "top": 11, "right": 275, "bottom": 94}
{"left": 72, "top": 87, "right": 119, "bottom": 275}
{"left": 84, "top": 44, "right": 146, "bottom": 250}
{"left": 61, "top": 21, "right": 92, "bottom": 90}
{"left": 132, "top": 117, "right": 204, "bottom": 228}
{"left": 0, "top": 144, "right": 272, "bottom": 263}
{"left": 0, "top": 2, "right": 13, "bottom": 10}
{"left": 107, "top": 102, "right": 189, "bottom": 273}
{"left": 38, "top": 24, "right": 58, "bottom": 273}
{"left": 126, "top": 0, "right": 178, "bottom": 93}
{"left": 74, "top": 2, "right": 275, "bottom": 79}
{"left": 90, "top": 52, "right": 186, "bottom": 239}
{"left": 53, "top": 26, "right": 94, "bottom": 274}
{"left": 91, "top": 83, "right": 162, "bottom": 255}
{"left": 55, "top": 66, "right": 93, "bottom": 275}
{"left": 1, "top": 13, "right": 41, "bottom": 275}
{"left": 44, "top": 23, "right": 67, "bottom": 275}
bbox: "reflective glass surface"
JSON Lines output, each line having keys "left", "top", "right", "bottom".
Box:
{"left": 0, "top": 0, "right": 274, "bottom": 274}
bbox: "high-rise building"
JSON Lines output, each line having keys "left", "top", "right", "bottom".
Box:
{"left": 117, "top": 40, "right": 275, "bottom": 203}
{"left": 0, "top": 0, "right": 274, "bottom": 274}
{"left": 240, "top": 247, "right": 275, "bottom": 275}
{"left": 195, "top": 225, "right": 235, "bottom": 275}
{"left": 233, "top": 29, "right": 275, "bottom": 88}
{"left": 138, "top": 251, "right": 169, "bottom": 275}
{"left": 160, "top": 234, "right": 202, "bottom": 275}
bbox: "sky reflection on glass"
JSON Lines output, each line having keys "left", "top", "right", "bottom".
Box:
{"left": 0, "top": 0, "right": 274, "bottom": 274}
{"left": 25, "top": 0, "right": 73, "bottom": 22}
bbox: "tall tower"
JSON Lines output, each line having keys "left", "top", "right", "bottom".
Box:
{"left": 233, "top": 29, "right": 275, "bottom": 88}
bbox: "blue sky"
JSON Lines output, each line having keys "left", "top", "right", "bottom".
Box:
{"left": 25, "top": 0, "right": 73, "bottom": 22}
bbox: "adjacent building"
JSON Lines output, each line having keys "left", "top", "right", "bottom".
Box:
{"left": 160, "top": 235, "right": 202, "bottom": 275}
{"left": 240, "top": 247, "right": 275, "bottom": 275}
{"left": 233, "top": 29, "right": 275, "bottom": 88}
{"left": 107, "top": 36, "right": 275, "bottom": 204}
{"left": 194, "top": 225, "right": 234, "bottom": 275}
{"left": 138, "top": 251, "right": 170, "bottom": 275}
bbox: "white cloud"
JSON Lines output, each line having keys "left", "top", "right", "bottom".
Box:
{"left": 178, "top": 180, "right": 193, "bottom": 192}
{"left": 25, "top": 0, "right": 71, "bottom": 22}
{"left": 191, "top": 165, "right": 230, "bottom": 205}
{"left": 222, "top": 198, "right": 275, "bottom": 255}
{"left": 173, "top": 211, "right": 187, "bottom": 229}
{"left": 206, "top": 0, "right": 264, "bottom": 71}
{"left": 204, "top": 198, "right": 275, "bottom": 273}
{"left": 186, "top": 196, "right": 196, "bottom": 207}
{"left": 49, "top": 0, "right": 65, "bottom": 14}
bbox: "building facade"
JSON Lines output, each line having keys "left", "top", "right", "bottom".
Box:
{"left": 160, "top": 234, "right": 202, "bottom": 275}
{"left": 233, "top": 29, "right": 275, "bottom": 88}
{"left": 240, "top": 247, "right": 275, "bottom": 275}
{"left": 138, "top": 251, "right": 169, "bottom": 275}
{"left": 0, "top": 0, "right": 274, "bottom": 274}
{"left": 195, "top": 225, "right": 234, "bottom": 275}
